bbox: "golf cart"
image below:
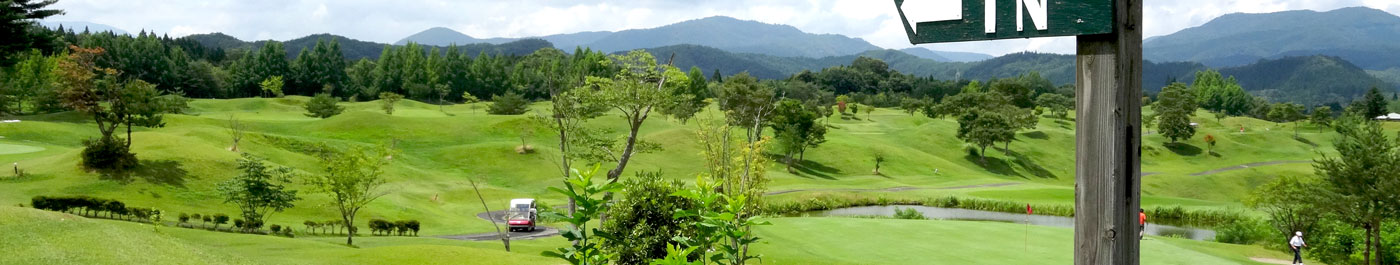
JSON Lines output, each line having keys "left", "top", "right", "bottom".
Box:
{"left": 506, "top": 198, "right": 536, "bottom": 232}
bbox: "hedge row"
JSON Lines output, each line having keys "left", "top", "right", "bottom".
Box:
{"left": 31, "top": 196, "right": 162, "bottom": 223}
{"left": 368, "top": 219, "right": 421, "bottom": 236}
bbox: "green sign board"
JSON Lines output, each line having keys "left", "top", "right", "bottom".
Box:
{"left": 895, "top": 0, "right": 1115, "bottom": 44}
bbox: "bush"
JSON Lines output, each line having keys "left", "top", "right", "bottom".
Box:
{"left": 601, "top": 172, "right": 697, "bottom": 265}
{"left": 405, "top": 220, "right": 420, "bottom": 236}
{"left": 303, "top": 93, "right": 344, "bottom": 118}
{"left": 1215, "top": 217, "right": 1271, "bottom": 244}
{"left": 486, "top": 91, "right": 530, "bottom": 115}
{"left": 79, "top": 137, "right": 137, "bottom": 174}
{"left": 893, "top": 207, "right": 926, "bottom": 220}
{"left": 269, "top": 224, "right": 282, "bottom": 233}
{"left": 369, "top": 219, "right": 390, "bottom": 236}
{"left": 179, "top": 213, "right": 190, "bottom": 224}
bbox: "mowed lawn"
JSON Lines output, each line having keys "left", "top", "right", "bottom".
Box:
{"left": 1, "top": 206, "right": 1312, "bottom": 265}
{"left": 755, "top": 217, "right": 1314, "bottom": 265}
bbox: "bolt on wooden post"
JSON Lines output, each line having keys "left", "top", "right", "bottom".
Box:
{"left": 895, "top": 0, "right": 1142, "bottom": 263}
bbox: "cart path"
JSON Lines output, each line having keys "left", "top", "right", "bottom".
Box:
{"left": 1187, "top": 160, "right": 1310, "bottom": 176}
{"left": 1247, "top": 257, "right": 1292, "bottom": 264}
{"left": 764, "top": 182, "right": 1020, "bottom": 196}
{"left": 434, "top": 210, "right": 559, "bottom": 241}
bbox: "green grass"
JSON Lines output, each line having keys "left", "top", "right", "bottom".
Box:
{"left": 0, "top": 97, "right": 1363, "bottom": 264}
{"left": 755, "top": 217, "right": 1316, "bottom": 265}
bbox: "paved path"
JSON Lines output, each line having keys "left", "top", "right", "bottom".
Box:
{"left": 434, "top": 210, "right": 559, "bottom": 241}
{"left": 1247, "top": 257, "right": 1292, "bottom": 264}
{"left": 1188, "top": 160, "right": 1310, "bottom": 176}
{"left": 764, "top": 182, "right": 1020, "bottom": 196}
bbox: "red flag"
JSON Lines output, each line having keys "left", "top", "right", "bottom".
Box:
{"left": 1026, "top": 204, "right": 1033, "bottom": 215}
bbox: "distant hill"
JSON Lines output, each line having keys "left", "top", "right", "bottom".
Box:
{"left": 40, "top": 21, "right": 128, "bottom": 35}
{"left": 899, "top": 47, "right": 993, "bottom": 62}
{"left": 182, "top": 33, "right": 551, "bottom": 60}
{"left": 398, "top": 16, "right": 882, "bottom": 58}
{"left": 1144, "top": 7, "right": 1400, "bottom": 70}
{"left": 1218, "top": 55, "right": 1392, "bottom": 105}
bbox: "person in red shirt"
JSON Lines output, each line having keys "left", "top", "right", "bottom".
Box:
{"left": 1139, "top": 209, "right": 1147, "bottom": 239}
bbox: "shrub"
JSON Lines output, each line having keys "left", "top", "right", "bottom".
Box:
{"left": 893, "top": 207, "right": 926, "bottom": 220}
{"left": 178, "top": 213, "right": 190, "bottom": 224}
{"left": 394, "top": 220, "right": 409, "bottom": 236}
{"left": 233, "top": 219, "right": 246, "bottom": 231}
{"left": 601, "top": 172, "right": 697, "bottom": 265}
{"left": 79, "top": 137, "right": 137, "bottom": 174}
{"left": 369, "top": 219, "right": 390, "bottom": 236}
{"left": 303, "top": 93, "right": 344, "bottom": 118}
{"left": 1215, "top": 217, "right": 1271, "bottom": 244}
{"left": 486, "top": 91, "right": 529, "bottom": 115}
{"left": 212, "top": 214, "right": 230, "bottom": 230}
{"left": 269, "top": 224, "right": 282, "bottom": 234}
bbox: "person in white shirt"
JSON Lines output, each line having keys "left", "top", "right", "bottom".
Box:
{"left": 1290, "top": 231, "right": 1307, "bottom": 265}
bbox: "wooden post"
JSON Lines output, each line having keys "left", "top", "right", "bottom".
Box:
{"left": 1073, "top": 0, "right": 1141, "bottom": 264}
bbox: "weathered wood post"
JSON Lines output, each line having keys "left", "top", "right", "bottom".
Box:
{"left": 1073, "top": 0, "right": 1142, "bottom": 264}
{"left": 895, "top": 0, "right": 1143, "bottom": 263}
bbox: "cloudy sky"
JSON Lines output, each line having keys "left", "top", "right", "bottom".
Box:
{"left": 42, "top": 0, "right": 1400, "bottom": 56}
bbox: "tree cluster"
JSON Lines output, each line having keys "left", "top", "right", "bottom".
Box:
{"left": 367, "top": 219, "right": 421, "bottom": 236}
{"left": 30, "top": 195, "right": 161, "bottom": 222}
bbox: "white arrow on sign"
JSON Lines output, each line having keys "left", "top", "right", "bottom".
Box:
{"left": 900, "top": 0, "right": 963, "bottom": 25}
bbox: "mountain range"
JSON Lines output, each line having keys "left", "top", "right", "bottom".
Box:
{"left": 42, "top": 7, "right": 1400, "bottom": 105}
{"left": 1144, "top": 7, "right": 1400, "bottom": 70}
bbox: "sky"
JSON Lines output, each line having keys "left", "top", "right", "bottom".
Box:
{"left": 41, "top": 0, "right": 1400, "bottom": 56}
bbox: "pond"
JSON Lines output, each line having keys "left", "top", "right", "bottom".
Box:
{"left": 798, "top": 205, "right": 1216, "bottom": 241}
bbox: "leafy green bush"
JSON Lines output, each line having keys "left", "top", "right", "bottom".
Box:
{"left": 1215, "top": 217, "right": 1270, "bottom": 244}
{"left": 303, "top": 93, "right": 344, "bottom": 118}
{"left": 602, "top": 172, "right": 697, "bottom": 265}
{"left": 487, "top": 91, "right": 530, "bottom": 115}
{"left": 893, "top": 207, "right": 925, "bottom": 220}
{"left": 79, "top": 137, "right": 137, "bottom": 174}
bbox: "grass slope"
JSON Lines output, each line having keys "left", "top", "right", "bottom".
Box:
{"left": 0, "top": 98, "right": 1368, "bottom": 236}
{"left": 755, "top": 217, "right": 1316, "bottom": 265}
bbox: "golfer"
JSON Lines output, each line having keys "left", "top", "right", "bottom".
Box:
{"left": 1138, "top": 209, "right": 1146, "bottom": 239}
{"left": 1290, "top": 231, "right": 1307, "bottom": 265}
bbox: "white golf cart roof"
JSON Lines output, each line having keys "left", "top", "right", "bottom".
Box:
{"left": 510, "top": 198, "right": 535, "bottom": 205}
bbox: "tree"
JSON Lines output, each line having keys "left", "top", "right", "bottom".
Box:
{"left": 659, "top": 66, "right": 708, "bottom": 124}
{"left": 769, "top": 99, "right": 826, "bottom": 172}
{"left": 1203, "top": 134, "right": 1216, "bottom": 154}
{"left": 873, "top": 152, "right": 886, "bottom": 175}
{"left": 2, "top": 49, "right": 59, "bottom": 114}
{"left": 1358, "top": 86, "right": 1388, "bottom": 119}
{"left": 260, "top": 76, "right": 284, "bottom": 98}
{"left": 1154, "top": 82, "right": 1197, "bottom": 143}
{"left": 935, "top": 91, "right": 1016, "bottom": 163}
{"left": 899, "top": 98, "right": 923, "bottom": 116}
{"left": 1245, "top": 175, "right": 1325, "bottom": 246}
{"left": 303, "top": 92, "right": 343, "bottom": 118}
{"left": 1311, "top": 106, "right": 1333, "bottom": 130}
{"left": 217, "top": 153, "right": 300, "bottom": 231}
{"left": 579, "top": 50, "right": 689, "bottom": 180}
{"left": 542, "top": 165, "right": 622, "bottom": 265}
{"left": 57, "top": 45, "right": 165, "bottom": 173}
{"left": 306, "top": 145, "right": 395, "bottom": 246}
{"left": 228, "top": 115, "right": 247, "bottom": 152}
{"left": 0, "top": 0, "right": 62, "bottom": 66}
{"left": 487, "top": 91, "right": 529, "bottom": 115}
{"left": 1268, "top": 103, "right": 1305, "bottom": 138}
{"left": 1313, "top": 120, "right": 1400, "bottom": 265}
{"left": 1034, "top": 93, "right": 1072, "bottom": 119}
{"left": 378, "top": 92, "right": 403, "bottom": 115}
{"left": 461, "top": 91, "right": 481, "bottom": 113}
{"left": 717, "top": 73, "right": 777, "bottom": 144}
{"left": 836, "top": 95, "right": 849, "bottom": 114}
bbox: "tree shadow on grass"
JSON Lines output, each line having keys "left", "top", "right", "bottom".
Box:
{"left": 1162, "top": 142, "right": 1202, "bottom": 156}
{"left": 963, "top": 148, "right": 1022, "bottom": 177}
{"left": 764, "top": 154, "right": 840, "bottom": 180}
{"left": 1294, "top": 136, "right": 1317, "bottom": 147}
{"left": 103, "top": 160, "right": 191, "bottom": 187}
{"left": 1022, "top": 131, "right": 1049, "bottom": 140}
{"left": 1002, "top": 149, "right": 1058, "bottom": 179}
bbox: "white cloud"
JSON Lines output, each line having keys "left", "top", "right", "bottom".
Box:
{"left": 41, "top": 0, "right": 1400, "bottom": 56}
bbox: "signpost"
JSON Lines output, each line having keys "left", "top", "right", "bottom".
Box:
{"left": 895, "top": 0, "right": 1142, "bottom": 264}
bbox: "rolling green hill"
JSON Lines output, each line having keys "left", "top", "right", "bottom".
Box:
{"left": 0, "top": 97, "right": 1359, "bottom": 264}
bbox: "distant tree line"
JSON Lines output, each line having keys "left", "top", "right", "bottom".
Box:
{"left": 368, "top": 219, "right": 421, "bottom": 236}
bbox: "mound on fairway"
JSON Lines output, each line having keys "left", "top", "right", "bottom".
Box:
{"left": 0, "top": 142, "right": 43, "bottom": 155}
{"left": 0, "top": 206, "right": 255, "bottom": 265}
